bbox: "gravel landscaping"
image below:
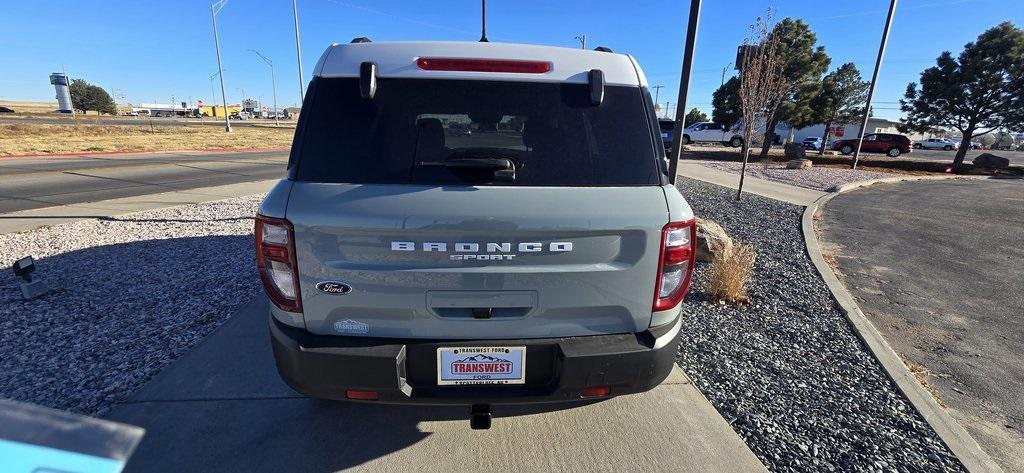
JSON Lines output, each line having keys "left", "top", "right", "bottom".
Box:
{"left": 0, "top": 196, "right": 262, "bottom": 415}
{"left": 675, "top": 177, "right": 963, "bottom": 472}
{"left": 692, "top": 158, "right": 892, "bottom": 192}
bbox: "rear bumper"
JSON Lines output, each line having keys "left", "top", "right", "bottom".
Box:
{"left": 269, "top": 313, "right": 681, "bottom": 405}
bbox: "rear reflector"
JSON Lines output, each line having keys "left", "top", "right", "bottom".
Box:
{"left": 346, "top": 390, "right": 379, "bottom": 400}
{"left": 580, "top": 386, "right": 611, "bottom": 398}
{"left": 416, "top": 57, "right": 552, "bottom": 74}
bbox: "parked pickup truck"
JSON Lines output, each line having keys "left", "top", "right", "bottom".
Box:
{"left": 256, "top": 39, "right": 695, "bottom": 429}
{"left": 682, "top": 121, "right": 744, "bottom": 148}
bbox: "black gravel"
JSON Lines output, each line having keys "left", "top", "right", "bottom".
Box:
{"left": 675, "top": 178, "right": 964, "bottom": 472}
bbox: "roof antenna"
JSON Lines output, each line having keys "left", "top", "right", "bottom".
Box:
{"left": 479, "top": 0, "right": 488, "bottom": 42}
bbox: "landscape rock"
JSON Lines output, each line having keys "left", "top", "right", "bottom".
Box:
{"left": 696, "top": 219, "right": 733, "bottom": 263}
{"left": 784, "top": 142, "right": 807, "bottom": 159}
{"left": 972, "top": 153, "right": 1010, "bottom": 169}
{"left": 786, "top": 159, "right": 813, "bottom": 169}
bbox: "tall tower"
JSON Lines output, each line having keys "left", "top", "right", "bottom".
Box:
{"left": 49, "top": 73, "right": 73, "bottom": 113}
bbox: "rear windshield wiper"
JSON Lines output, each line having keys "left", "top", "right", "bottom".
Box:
{"left": 444, "top": 157, "right": 517, "bottom": 182}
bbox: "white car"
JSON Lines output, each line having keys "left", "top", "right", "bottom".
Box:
{"left": 913, "top": 138, "right": 959, "bottom": 150}
{"left": 682, "top": 122, "right": 744, "bottom": 148}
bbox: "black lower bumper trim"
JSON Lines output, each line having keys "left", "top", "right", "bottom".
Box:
{"left": 269, "top": 314, "right": 680, "bottom": 405}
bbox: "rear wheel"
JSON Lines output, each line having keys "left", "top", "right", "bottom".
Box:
{"left": 887, "top": 147, "right": 901, "bottom": 158}
{"left": 729, "top": 136, "right": 743, "bottom": 148}
{"left": 682, "top": 135, "right": 692, "bottom": 145}
{"left": 913, "top": 143, "right": 922, "bottom": 149}
{"left": 943, "top": 145, "right": 953, "bottom": 150}
{"left": 840, "top": 145, "right": 854, "bottom": 155}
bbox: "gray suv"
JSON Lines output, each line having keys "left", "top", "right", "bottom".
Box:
{"left": 256, "top": 40, "right": 696, "bottom": 424}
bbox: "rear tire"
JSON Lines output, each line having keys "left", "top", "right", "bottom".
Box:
{"left": 887, "top": 147, "right": 901, "bottom": 158}
{"left": 729, "top": 136, "right": 743, "bottom": 148}
{"left": 943, "top": 145, "right": 953, "bottom": 150}
{"left": 840, "top": 145, "right": 854, "bottom": 155}
{"left": 682, "top": 135, "right": 692, "bottom": 145}
{"left": 913, "top": 143, "right": 922, "bottom": 149}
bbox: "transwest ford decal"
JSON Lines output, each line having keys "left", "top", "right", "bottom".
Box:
{"left": 391, "top": 241, "right": 572, "bottom": 261}
{"left": 451, "top": 354, "right": 513, "bottom": 374}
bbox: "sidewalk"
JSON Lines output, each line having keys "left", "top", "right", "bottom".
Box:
{"left": 678, "top": 160, "right": 826, "bottom": 206}
{"left": 104, "top": 298, "right": 766, "bottom": 472}
{"left": 0, "top": 179, "right": 277, "bottom": 234}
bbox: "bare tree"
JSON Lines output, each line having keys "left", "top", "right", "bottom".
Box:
{"left": 736, "top": 11, "right": 787, "bottom": 200}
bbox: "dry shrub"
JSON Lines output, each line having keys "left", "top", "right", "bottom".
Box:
{"left": 708, "top": 241, "right": 757, "bottom": 304}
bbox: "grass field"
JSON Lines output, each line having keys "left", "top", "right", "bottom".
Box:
{"left": 0, "top": 124, "right": 294, "bottom": 156}
{"left": 0, "top": 100, "right": 59, "bottom": 114}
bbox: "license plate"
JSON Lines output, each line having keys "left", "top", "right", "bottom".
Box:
{"left": 436, "top": 346, "right": 526, "bottom": 385}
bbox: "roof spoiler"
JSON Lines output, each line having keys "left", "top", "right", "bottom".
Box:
{"left": 588, "top": 69, "right": 604, "bottom": 106}
{"left": 360, "top": 62, "right": 377, "bottom": 99}
{"left": 351, "top": 37, "right": 372, "bottom": 43}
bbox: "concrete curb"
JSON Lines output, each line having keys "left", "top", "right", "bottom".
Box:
{"left": 803, "top": 187, "right": 1003, "bottom": 473}
{"left": 826, "top": 174, "right": 988, "bottom": 193}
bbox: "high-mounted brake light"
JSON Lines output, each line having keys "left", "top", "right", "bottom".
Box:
{"left": 653, "top": 219, "right": 697, "bottom": 311}
{"left": 416, "top": 57, "right": 552, "bottom": 74}
{"left": 255, "top": 215, "right": 302, "bottom": 312}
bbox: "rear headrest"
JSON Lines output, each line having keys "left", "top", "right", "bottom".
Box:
{"left": 415, "top": 118, "right": 446, "bottom": 159}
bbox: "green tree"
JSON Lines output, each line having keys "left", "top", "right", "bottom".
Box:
{"left": 756, "top": 18, "right": 831, "bottom": 158}
{"left": 808, "top": 63, "right": 870, "bottom": 154}
{"left": 685, "top": 108, "right": 708, "bottom": 125}
{"left": 900, "top": 22, "right": 1024, "bottom": 167}
{"left": 711, "top": 76, "right": 741, "bottom": 129}
{"left": 69, "top": 79, "right": 117, "bottom": 115}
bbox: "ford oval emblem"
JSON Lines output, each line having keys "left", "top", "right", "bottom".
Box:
{"left": 316, "top": 281, "right": 352, "bottom": 295}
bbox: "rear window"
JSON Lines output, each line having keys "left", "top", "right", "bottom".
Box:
{"left": 291, "top": 78, "right": 659, "bottom": 186}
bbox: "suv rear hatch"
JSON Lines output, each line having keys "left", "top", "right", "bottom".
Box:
{"left": 286, "top": 76, "right": 669, "bottom": 339}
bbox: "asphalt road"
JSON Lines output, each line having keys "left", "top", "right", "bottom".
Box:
{"left": 0, "top": 115, "right": 292, "bottom": 128}
{"left": 819, "top": 178, "right": 1024, "bottom": 472}
{"left": 0, "top": 150, "right": 288, "bottom": 214}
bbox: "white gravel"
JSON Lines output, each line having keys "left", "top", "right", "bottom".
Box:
{"left": 691, "top": 159, "right": 892, "bottom": 192}
{"left": 0, "top": 196, "right": 263, "bottom": 415}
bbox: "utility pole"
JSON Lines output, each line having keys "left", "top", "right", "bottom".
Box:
{"left": 292, "top": 0, "right": 305, "bottom": 104}
{"left": 852, "top": 0, "right": 897, "bottom": 169}
{"left": 665, "top": 101, "right": 671, "bottom": 119}
{"left": 249, "top": 49, "right": 280, "bottom": 126}
{"left": 652, "top": 85, "right": 664, "bottom": 109}
{"left": 666, "top": 0, "right": 702, "bottom": 184}
{"left": 575, "top": 34, "right": 587, "bottom": 49}
{"left": 721, "top": 62, "right": 731, "bottom": 86}
{"left": 211, "top": 0, "right": 231, "bottom": 132}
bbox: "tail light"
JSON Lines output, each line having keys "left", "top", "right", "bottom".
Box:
{"left": 653, "top": 219, "right": 697, "bottom": 311}
{"left": 416, "top": 57, "right": 552, "bottom": 74}
{"left": 255, "top": 215, "right": 302, "bottom": 312}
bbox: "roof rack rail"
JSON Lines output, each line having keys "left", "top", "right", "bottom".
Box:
{"left": 594, "top": 46, "right": 613, "bottom": 53}
{"left": 351, "top": 37, "right": 372, "bottom": 43}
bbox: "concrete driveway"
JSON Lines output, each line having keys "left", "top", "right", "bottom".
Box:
{"left": 819, "top": 177, "right": 1024, "bottom": 472}
{"left": 104, "top": 298, "right": 764, "bottom": 472}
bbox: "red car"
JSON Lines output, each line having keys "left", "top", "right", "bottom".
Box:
{"left": 832, "top": 133, "right": 912, "bottom": 157}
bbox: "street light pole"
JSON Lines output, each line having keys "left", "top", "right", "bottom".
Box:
{"left": 211, "top": 0, "right": 231, "bottom": 132}
{"left": 667, "top": 0, "right": 702, "bottom": 185}
{"left": 249, "top": 49, "right": 279, "bottom": 126}
{"left": 852, "top": 0, "right": 897, "bottom": 169}
{"left": 575, "top": 34, "right": 587, "bottom": 49}
{"left": 292, "top": 0, "right": 305, "bottom": 104}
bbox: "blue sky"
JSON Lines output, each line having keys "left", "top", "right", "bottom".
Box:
{"left": 1, "top": 0, "right": 1021, "bottom": 119}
